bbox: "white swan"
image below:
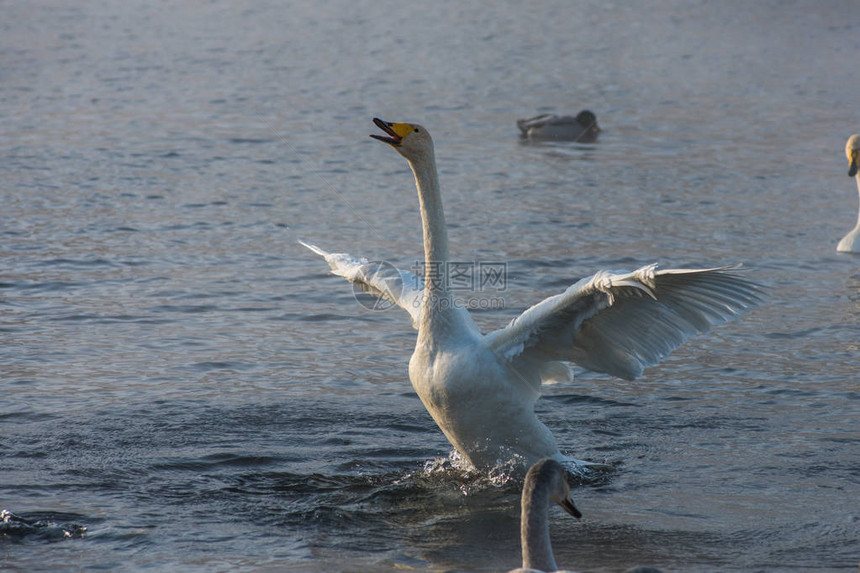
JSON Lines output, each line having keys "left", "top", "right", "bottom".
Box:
{"left": 509, "top": 459, "right": 664, "bottom": 573}
{"left": 837, "top": 134, "right": 860, "bottom": 253}
{"left": 301, "top": 118, "right": 762, "bottom": 475}
{"left": 516, "top": 111, "right": 601, "bottom": 142}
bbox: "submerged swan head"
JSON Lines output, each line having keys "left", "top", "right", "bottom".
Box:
{"left": 371, "top": 117, "right": 434, "bottom": 163}
{"left": 846, "top": 134, "right": 859, "bottom": 178}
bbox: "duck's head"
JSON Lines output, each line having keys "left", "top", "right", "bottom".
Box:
{"left": 576, "top": 110, "right": 601, "bottom": 133}
{"left": 527, "top": 459, "right": 582, "bottom": 519}
{"left": 371, "top": 118, "right": 434, "bottom": 161}
{"left": 846, "top": 134, "right": 859, "bottom": 177}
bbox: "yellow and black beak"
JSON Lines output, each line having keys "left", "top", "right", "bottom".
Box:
{"left": 559, "top": 495, "right": 582, "bottom": 519}
{"left": 371, "top": 118, "right": 413, "bottom": 147}
{"left": 849, "top": 151, "right": 858, "bottom": 178}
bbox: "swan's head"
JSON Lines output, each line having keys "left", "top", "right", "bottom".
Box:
{"left": 846, "top": 134, "right": 860, "bottom": 177}
{"left": 576, "top": 110, "right": 601, "bottom": 132}
{"left": 525, "top": 459, "right": 582, "bottom": 519}
{"left": 371, "top": 118, "right": 434, "bottom": 161}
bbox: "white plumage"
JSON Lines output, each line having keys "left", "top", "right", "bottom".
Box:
{"left": 837, "top": 134, "right": 860, "bottom": 253}
{"left": 302, "top": 118, "right": 762, "bottom": 475}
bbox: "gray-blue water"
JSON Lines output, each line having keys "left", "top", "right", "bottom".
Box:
{"left": 2, "top": 1, "right": 859, "bottom": 571}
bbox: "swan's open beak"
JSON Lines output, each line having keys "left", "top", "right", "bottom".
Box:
{"left": 849, "top": 151, "right": 858, "bottom": 177}
{"left": 371, "top": 118, "right": 411, "bottom": 147}
{"left": 559, "top": 496, "right": 582, "bottom": 519}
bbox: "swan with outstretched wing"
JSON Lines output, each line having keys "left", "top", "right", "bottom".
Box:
{"left": 302, "top": 118, "right": 763, "bottom": 475}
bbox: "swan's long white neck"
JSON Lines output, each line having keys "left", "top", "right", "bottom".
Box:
{"left": 407, "top": 148, "right": 455, "bottom": 324}
{"left": 520, "top": 480, "right": 558, "bottom": 572}
{"left": 853, "top": 174, "right": 860, "bottom": 227}
{"left": 838, "top": 174, "right": 860, "bottom": 252}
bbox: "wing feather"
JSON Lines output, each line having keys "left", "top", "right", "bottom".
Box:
{"left": 300, "top": 241, "right": 424, "bottom": 328}
{"left": 485, "top": 264, "right": 763, "bottom": 381}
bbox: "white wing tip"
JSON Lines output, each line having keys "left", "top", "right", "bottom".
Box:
{"left": 298, "top": 239, "right": 327, "bottom": 257}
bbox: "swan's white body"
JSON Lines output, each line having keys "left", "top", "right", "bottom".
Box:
{"left": 302, "top": 118, "right": 762, "bottom": 475}
{"left": 516, "top": 111, "right": 600, "bottom": 142}
{"left": 837, "top": 134, "right": 860, "bottom": 253}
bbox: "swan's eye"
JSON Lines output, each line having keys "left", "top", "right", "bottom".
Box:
{"left": 413, "top": 128, "right": 420, "bottom": 133}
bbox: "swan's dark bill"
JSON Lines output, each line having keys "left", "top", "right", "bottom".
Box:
{"left": 371, "top": 117, "right": 403, "bottom": 146}
{"left": 560, "top": 496, "right": 582, "bottom": 519}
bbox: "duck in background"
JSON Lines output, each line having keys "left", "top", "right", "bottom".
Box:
{"left": 516, "top": 110, "right": 601, "bottom": 142}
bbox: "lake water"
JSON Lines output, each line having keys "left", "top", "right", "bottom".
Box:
{"left": 1, "top": 1, "right": 859, "bottom": 571}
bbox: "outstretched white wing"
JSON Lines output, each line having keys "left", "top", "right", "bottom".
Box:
{"left": 485, "top": 264, "right": 763, "bottom": 381}
{"left": 300, "top": 241, "right": 424, "bottom": 328}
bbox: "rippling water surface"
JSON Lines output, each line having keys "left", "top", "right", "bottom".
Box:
{"left": 2, "top": 1, "right": 859, "bottom": 571}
